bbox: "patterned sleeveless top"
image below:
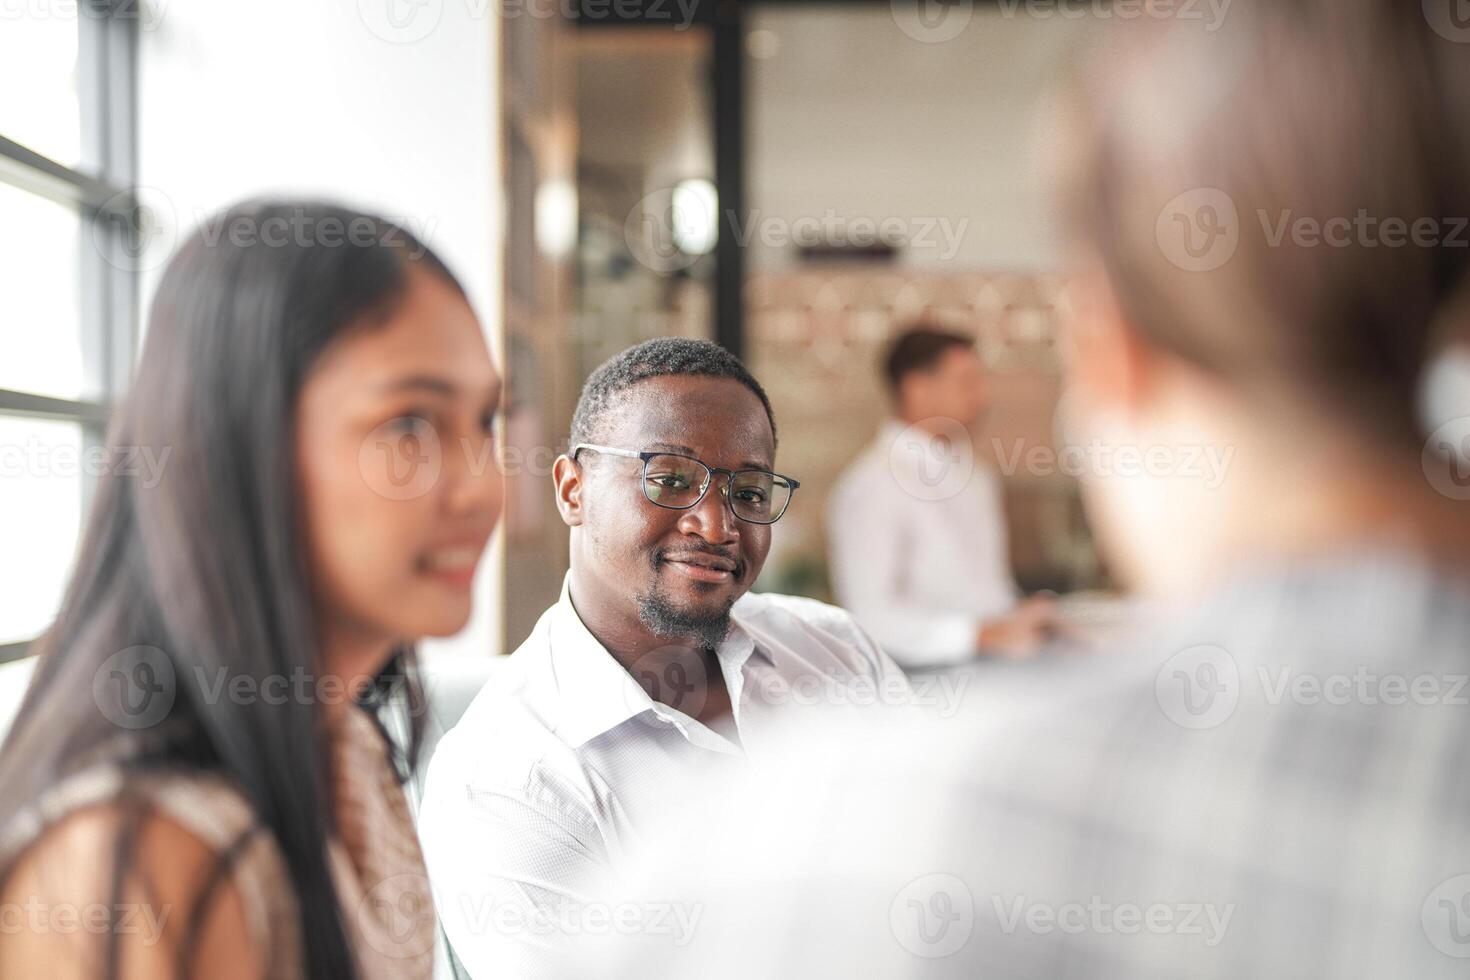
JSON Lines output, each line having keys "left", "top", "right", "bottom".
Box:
{"left": 0, "top": 704, "right": 436, "bottom": 979}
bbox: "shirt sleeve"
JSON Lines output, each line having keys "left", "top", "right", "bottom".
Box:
{"left": 827, "top": 471, "right": 980, "bottom": 670}
{"left": 418, "top": 739, "right": 611, "bottom": 980}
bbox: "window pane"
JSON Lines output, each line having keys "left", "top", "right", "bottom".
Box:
{"left": 0, "top": 182, "right": 90, "bottom": 401}
{"left": 0, "top": 416, "right": 84, "bottom": 644}
{"left": 0, "top": 15, "right": 83, "bottom": 169}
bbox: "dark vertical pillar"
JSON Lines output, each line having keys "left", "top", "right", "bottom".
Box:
{"left": 712, "top": 0, "right": 746, "bottom": 359}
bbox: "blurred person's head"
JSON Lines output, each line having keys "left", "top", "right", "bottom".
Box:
{"left": 0, "top": 200, "right": 501, "bottom": 979}
{"left": 555, "top": 338, "right": 785, "bottom": 651}
{"left": 884, "top": 326, "right": 989, "bottom": 431}
{"left": 1057, "top": 0, "right": 1470, "bottom": 595}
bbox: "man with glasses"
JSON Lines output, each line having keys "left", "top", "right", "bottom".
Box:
{"left": 419, "top": 338, "right": 908, "bottom": 979}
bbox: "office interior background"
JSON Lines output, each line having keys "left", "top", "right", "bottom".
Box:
{"left": 7, "top": 0, "right": 1467, "bottom": 670}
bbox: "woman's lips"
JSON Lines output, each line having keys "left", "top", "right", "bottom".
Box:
{"left": 419, "top": 545, "right": 483, "bottom": 588}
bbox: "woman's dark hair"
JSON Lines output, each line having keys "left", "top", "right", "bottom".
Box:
{"left": 0, "top": 200, "right": 467, "bottom": 978}
{"left": 1064, "top": 0, "right": 1470, "bottom": 446}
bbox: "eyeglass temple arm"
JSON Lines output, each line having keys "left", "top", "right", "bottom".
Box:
{"left": 570, "top": 444, "right": 643, "bottom": 461}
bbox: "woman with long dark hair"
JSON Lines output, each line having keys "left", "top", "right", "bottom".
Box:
{"left": 0, "top": 200, "right": 502, "bottom": 978}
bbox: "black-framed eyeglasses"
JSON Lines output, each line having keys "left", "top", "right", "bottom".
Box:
{"left": 571, "top": 444, "right": 800, "bottom": 525}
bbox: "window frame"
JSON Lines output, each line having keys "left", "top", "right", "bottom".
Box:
{"left": 0, "top": 0, "right": 139, "bottom": 662}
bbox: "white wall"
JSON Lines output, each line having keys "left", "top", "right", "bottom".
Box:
{"left": 747, "top": 6, "right": 1085, "bottom": 272}
{"left": 137, "top": 0, "right": 504, "bottom": 658}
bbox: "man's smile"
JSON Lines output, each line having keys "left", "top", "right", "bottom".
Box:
{"left": 657, "top": 547, "right": 742, "bottom": 585}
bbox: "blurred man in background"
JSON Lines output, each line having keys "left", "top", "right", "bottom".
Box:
{"left": 828, "top": 326, "right": 1057, "bottom": 668}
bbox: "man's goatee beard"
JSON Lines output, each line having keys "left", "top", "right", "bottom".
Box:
{"left": 636, "top": 587, "right": 735, "bottom": 649}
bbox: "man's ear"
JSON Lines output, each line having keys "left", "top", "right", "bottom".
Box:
{"left": 552, "top": 454, "right": 584, "bottom": 527}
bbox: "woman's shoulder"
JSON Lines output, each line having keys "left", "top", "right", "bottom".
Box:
{"left": 0, "top": 765, "right": 304, "bottom": 980}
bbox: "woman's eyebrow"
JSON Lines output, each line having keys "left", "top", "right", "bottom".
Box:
{"left": 378, "top": 375, "right": 503, "bottom": 402}
{"left": 378, "top": 374, "right": 456, "bottom": 396}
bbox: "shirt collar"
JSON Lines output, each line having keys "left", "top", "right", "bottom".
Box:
{"left": 547, "top": 574, "right": 766, "bottom": 748}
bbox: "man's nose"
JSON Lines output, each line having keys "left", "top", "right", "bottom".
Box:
{"left": 676, "top": 474, "right": 739, "bottom": 543}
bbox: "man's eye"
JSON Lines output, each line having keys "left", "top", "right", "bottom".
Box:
{"left": 649, "top": 474, "right": 690, "bottom": 489}
{"left": 735, "top": 487, "right": 767, "bottom": 503}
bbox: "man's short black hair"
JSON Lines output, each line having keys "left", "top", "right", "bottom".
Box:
{"left": 570, "top": 337, "right": 777, "bottom": 448}
{"left": 882, "top": 325, "right": 978, "bottom": 394}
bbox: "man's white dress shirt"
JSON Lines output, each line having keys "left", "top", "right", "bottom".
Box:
{"left": 828, "top": 419, "right": 1020, "bottom": 669}
{"left": 417, "top": 575, "right": 909, "bottom": 978}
